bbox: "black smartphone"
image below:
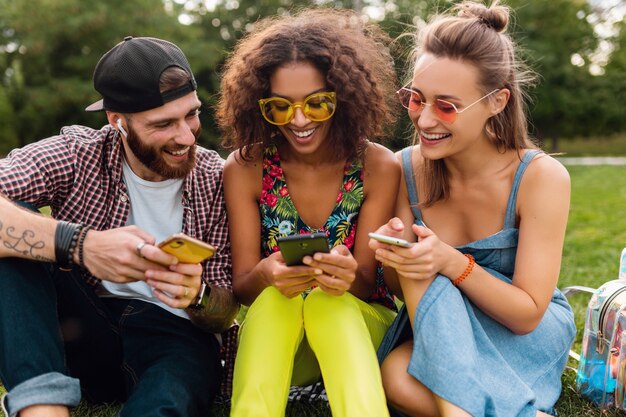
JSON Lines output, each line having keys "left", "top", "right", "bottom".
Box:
{"left": 277, "top": 232, "right": 330, "bottom": 266}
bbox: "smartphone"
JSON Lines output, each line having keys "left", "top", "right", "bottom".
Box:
{"left": 277, "top": 232, "right": 330, "bottom": 266}
{"left": 368, "top": 232, "right": 413, "bottom": 248}
{"left": 158, "top": 233, "right": 216, "bottom": 264}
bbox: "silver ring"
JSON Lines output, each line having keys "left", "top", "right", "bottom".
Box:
{"left": 136, "top": 241, "right": 146, "bottom": 258}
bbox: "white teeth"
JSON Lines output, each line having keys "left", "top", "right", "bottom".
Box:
{"left": 421, "top": 132, "right": 450, "bottom": 140}
{"left": 292, "top": 128, "right": 315, "bottom": 138}
{"left": 169, "top": 147, "right": 189, "bottom": 156}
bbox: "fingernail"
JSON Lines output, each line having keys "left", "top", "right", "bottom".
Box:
{"left": 315, "top": 269, "right": 323, "bottom": 275}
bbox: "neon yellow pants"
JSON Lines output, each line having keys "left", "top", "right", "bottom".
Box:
{"left": 230, "top": 286, "right": 395, "bottom": 417}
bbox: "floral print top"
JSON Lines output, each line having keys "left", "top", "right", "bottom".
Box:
{"left": 259, "top": 144, "right": 395, "bottom": 310}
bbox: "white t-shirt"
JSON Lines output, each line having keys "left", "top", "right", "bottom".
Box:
{"left": 100, "top": 157, "right": 188, "bottom": 319}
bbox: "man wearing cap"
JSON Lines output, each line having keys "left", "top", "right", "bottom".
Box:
{"left": 0, "top": 36, "right": 238, "bottom": 417}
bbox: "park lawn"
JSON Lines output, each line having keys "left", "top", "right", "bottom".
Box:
{"left": 2, "top": 164, "right": 626, "bottom": 417}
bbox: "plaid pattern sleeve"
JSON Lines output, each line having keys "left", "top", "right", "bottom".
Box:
{"left": 0, "top": 135, "right": 76, "bottom": 208}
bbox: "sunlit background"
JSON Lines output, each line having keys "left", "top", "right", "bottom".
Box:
{"left": 0, "top": 0, "right": 624, "bottom": 155}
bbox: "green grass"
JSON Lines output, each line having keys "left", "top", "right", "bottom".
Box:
{"left": 542, "top": 133, "right": 626, "bottom": 156}
{"left": 554, "top": 165, "right": 626, "bottom": 417}
{"left": 2, "top": 164, "right": 626, "bottom": 416}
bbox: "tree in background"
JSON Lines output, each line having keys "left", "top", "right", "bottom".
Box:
{"left": 508, "top": 0, "right": 605, "bottom": 149}
{"left": 599, "top": 10, "right": 626, "bottom": 136}
{"left": 1, "top": 0, "right": 624, "bottom": 155}
{"left": 0, "top": 0, "right": 214, "bottom": 148}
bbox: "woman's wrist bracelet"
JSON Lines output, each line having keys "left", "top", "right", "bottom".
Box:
{"left": 452, "top": 254, "right": 475, "bottom": 286}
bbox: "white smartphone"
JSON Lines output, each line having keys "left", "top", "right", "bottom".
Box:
{"left": 368, "top": 232, "right": 413, "bottom": 248}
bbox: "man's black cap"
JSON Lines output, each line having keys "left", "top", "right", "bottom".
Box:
{"left": 85, "top": 36, "right": 197, "bottom": 113}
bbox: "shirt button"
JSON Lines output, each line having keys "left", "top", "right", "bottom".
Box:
{"left": 120, "top": 195, "right": 128, "bottom": 202}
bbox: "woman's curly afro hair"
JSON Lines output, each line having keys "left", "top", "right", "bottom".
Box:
{"left": 216, "top": 8, "right": 398, "bottom": 161}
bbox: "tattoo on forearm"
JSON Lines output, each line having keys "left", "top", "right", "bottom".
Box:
{"left": 0, "top": 221, "right": 52, "bottom": 261}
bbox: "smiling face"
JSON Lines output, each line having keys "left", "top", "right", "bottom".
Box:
{"left": 408, "top": 53, "right": 496, "bottom": 160}
{"left": 268, "top": 62, "right": 333, "bottom": 159}
{"left": 113, "top": 92, "right": 202, "bottom": 181}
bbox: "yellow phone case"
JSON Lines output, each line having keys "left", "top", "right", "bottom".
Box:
{"left": 157, "top": 233, "right": 215, "bottom": 264}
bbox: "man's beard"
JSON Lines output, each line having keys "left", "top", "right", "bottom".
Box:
{"left": 125, "top": 125, "right": 201, "bottom": 179}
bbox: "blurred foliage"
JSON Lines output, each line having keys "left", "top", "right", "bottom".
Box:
{"left": 0, "top": 0, "right": 624, "bottom": 155}
{"left": 508, "top": 0, "right": 626, "bottom": 146}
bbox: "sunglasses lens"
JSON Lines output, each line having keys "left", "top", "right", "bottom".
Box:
{"left": 434, "top": 99, "right": 458, "bottom": 123}
{"left": 304, "top": 93, "right": 336, "bottom": 121}
{"left": 398, "top": 89, "right": 424, "bottom": 112}
{"left": 261, "top": 99, "right": 294, "bottom": 125}
{"left": 260, "top": 93, "right": 336, "bottom": 125}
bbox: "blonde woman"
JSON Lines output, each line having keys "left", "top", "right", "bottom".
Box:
{"left": 371, "top": 2, "right": 576, "bottom": 416}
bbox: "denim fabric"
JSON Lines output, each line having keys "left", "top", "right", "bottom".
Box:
{"left": 4, "top": 373, "right": 81, "bottom": 417}
{"left": 0, "top": 257, "right": 82, "bottom": 416}
{"left": 0, "top": 254, "right": 222, "bottom": 417}
{"left": 377, "top": 148, "right": 576, "bottom": 417}
{"left": 103, "top": 298, "right": 222, "bottom": 417}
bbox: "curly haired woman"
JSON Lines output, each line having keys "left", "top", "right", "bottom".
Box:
{"left": 216, "top": 8, "right": 400, "bottom": 417}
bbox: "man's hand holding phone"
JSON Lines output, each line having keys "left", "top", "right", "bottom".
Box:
{"left": 144, "top": 233, "right": 215, "bottom": 309}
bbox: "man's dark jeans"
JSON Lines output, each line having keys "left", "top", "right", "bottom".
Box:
{"left": 0, "top": 256, "right": 222, "bottom": 417}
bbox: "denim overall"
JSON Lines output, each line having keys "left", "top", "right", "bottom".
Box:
{"left": 377, "top": 148, "right": 576, "bottom": 416}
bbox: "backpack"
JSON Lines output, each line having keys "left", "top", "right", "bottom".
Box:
{"left": 563, "top": 249, "right": 626, "bottom": 408}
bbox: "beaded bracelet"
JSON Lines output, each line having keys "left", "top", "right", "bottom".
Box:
{"left": 54, "top": 221, "right": 83, "bottom": 271}
{"left": 77, "top": 225, "right": 92, "bottom": 269}
{"left": 452, "top": 254, "right": 475, "bottom": 286}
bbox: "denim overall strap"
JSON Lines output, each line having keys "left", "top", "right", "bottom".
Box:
{"left": 503, "top": 150, "right": 542, "bottom": 229}
{"left": 401, "top": 147, "right": 424, "bottom": 225}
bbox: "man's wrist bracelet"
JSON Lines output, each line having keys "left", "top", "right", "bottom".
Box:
{"left": 54, "top": 221, "right": 83, "bottom": 271}
{"left": 77, "top": 226, "right": 92, "bottom": 269}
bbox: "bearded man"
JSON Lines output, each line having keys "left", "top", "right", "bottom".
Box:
{"left": 0, "top": 36, "right": 238, "bottom": 417}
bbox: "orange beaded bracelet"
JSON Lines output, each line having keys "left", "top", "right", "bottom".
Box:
{"left": 452, "top": 254, "right": 475, "bottom": 286}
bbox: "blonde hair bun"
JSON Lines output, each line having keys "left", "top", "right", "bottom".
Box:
{"left": 455, "top": 1, "right": 510, "bottom": 33}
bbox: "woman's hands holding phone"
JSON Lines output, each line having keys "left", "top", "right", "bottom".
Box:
{"left": 259, "top": 245, "right": 358, "bottom": 297}
{"left": 370, "top": 217, "right": 447, "bottom": 282}
{"left": 259, "top": 251, "right": 320, "bottom": 298}
{"left": 302, "top": 245, "right": 357, "bottom": 296}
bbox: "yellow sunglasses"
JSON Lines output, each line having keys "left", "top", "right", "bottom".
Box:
{"left": 258, "top": 92, "right": 337, "bottom": 126}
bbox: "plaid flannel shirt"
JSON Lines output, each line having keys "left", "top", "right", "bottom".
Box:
{"left": 0, "top": 124, "right": 237, "bottom": 397}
